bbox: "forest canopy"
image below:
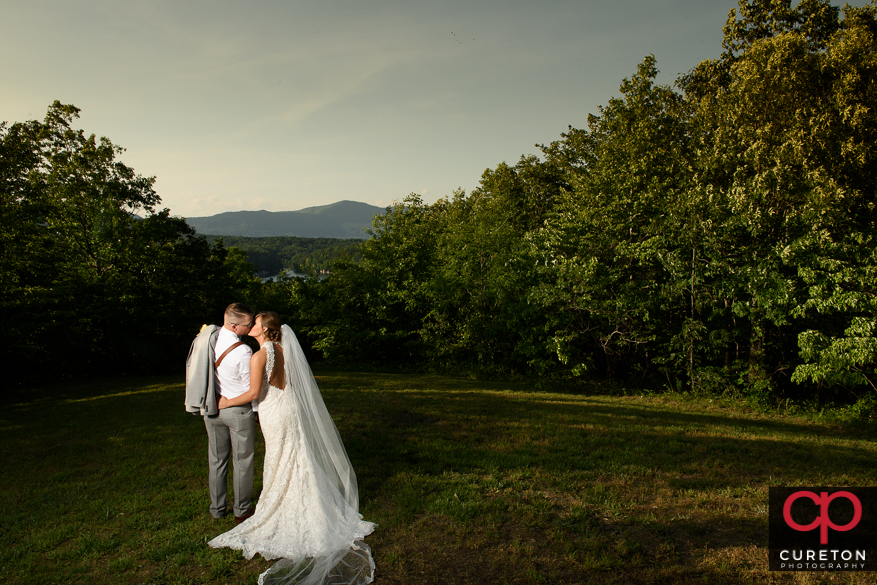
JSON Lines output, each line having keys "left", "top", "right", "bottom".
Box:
{"left": 264, "top": 0, "right": 877, "bottom": 413}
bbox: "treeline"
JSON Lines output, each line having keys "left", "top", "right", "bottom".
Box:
{"left": 200, "top": 235, "right": 362, "bottom": 275}
{"left": 4, "top": 1, "right": 876, "bottom": 415}
{"left": 267, "top": 0, "right": 877, "bottom": 412}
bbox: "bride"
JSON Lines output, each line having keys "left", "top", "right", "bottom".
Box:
{"left": 209, "top": 312, "right": 375, "bottom": 585}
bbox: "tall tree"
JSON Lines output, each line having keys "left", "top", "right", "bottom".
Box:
{"left": 532, "top": 55, "right": 695, "bottom": 381}
{"left": 681, "top": 0, "right": 877, "bottom": 398}
{"left": 421, "top": 154, "right": 565, "bottom": 375}
{"left": 1, "top": 102, "right": 257, "bottom": 381}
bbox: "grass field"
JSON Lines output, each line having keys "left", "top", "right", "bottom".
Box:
{"left": 2, "top": 372, "right": 876, "bottom": 584}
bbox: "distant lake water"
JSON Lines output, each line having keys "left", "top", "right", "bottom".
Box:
{"left": 261, "top": 270, "right": 329, "bottom": 282}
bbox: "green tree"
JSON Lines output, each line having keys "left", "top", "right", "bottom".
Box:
{"left": 682, "top": 0, "right": 877, "bottom": 400}
{"left": 531, "top": 55, "right": 696, "bottom": 382}
{"left": 0, "top": 102, "right": 258, "bottom": 381}
{"left": 424, "top": 154, "right": 564, "bottom": 375}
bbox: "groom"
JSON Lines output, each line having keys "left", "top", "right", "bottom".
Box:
{"left": 203, "top": 303, "right": 258, "bottom": 522}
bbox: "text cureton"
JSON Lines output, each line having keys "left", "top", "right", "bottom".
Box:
{"left": 779, "top": 550, "right": 866, "bottom": 561}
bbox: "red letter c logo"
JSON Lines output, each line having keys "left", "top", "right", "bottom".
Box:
{"left": 783, "top": 491, "right": 862, "bottom": 545}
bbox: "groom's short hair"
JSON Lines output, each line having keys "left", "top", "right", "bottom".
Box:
{"left": 224, "top": 302, "right": 254, "bottom": 324}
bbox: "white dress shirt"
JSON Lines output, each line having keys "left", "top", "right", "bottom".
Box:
{"left": 215, "top": 326, "right": 258, "bottom": 410}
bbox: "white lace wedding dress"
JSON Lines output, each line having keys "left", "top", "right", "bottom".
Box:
{"left": 209, "top": 327, "right": 375, "bottom": 585}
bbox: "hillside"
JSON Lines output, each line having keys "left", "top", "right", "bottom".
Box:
{"left": 186, "top": 200, "right": 384, "bottom": 239}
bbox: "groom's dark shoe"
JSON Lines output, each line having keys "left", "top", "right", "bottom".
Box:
{"left": 235, "top": 508, "right": 255, "bottom": 524}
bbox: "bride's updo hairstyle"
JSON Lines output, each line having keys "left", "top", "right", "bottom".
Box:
{"left": 258, "top": 311, "right": 283, "bottom": 342}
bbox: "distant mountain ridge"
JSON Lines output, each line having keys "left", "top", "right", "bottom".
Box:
{"left": 185, "top": 200, "right": 384, "bottom": 239}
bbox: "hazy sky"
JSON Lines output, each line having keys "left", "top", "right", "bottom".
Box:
{"left": 1, "top": 1, "right": 865, "bottom": 217}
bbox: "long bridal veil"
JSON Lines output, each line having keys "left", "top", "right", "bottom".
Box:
{"left": 258, "top": 325, "right": 374, "bottom": 585}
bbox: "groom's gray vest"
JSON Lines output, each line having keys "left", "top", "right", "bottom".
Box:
{"left": 185, "top": 325, "right": 220, "bottom": 416}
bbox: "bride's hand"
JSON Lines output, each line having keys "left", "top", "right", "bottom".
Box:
{"left": 218, "top": 396, "right": 230, "bottom": 409}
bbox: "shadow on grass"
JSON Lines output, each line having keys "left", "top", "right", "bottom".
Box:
{"left": 338, "top": 387, "right": 875, "bottom": 487}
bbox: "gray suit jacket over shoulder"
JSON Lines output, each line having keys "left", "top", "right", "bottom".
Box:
{"left": 185, "top": 325, "right": 220, "bottom": 416}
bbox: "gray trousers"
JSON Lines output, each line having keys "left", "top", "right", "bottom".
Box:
{"left": 204, "top": 405, "right": 256, "bottom": 518}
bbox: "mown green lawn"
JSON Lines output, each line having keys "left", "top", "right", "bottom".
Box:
{"left": 2, "top": 372, "right": 875, "bottom": 584}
